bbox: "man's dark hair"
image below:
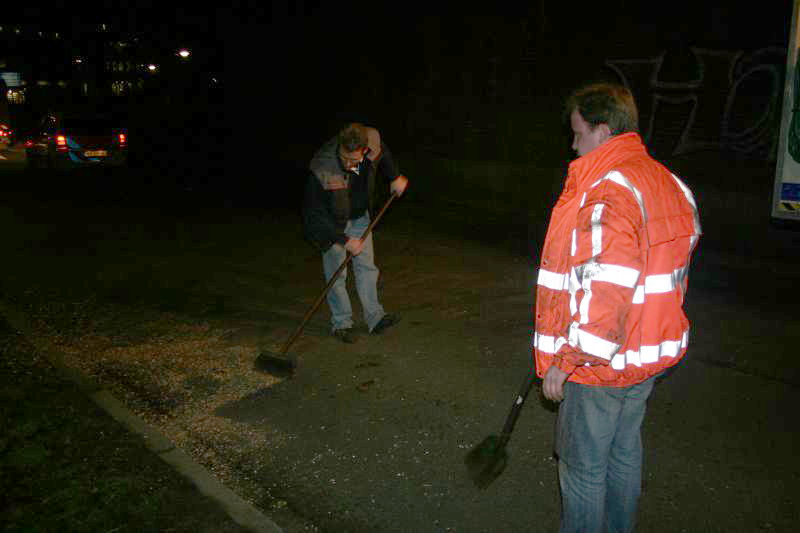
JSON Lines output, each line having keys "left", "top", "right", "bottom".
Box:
{"left": 338, "top": 123, "right": 368, "bottom": 152}
{"left": 565, "top": 83, "right": 639, "bottom": 135}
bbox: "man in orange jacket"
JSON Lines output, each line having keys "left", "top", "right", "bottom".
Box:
{"left": 534, "top": 83, "right": 701, "bottom": 532}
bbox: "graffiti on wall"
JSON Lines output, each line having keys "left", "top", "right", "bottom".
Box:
{"left": 606, "top": 47, "right": 786, "bottom": 160}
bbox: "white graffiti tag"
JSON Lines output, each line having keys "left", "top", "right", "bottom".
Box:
{"left": 606, "top": 47, "right": 785, "bottom": 160}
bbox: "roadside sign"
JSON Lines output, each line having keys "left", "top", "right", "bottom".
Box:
{"left": 773, "top": 0, "right": 800, "bottom": 219}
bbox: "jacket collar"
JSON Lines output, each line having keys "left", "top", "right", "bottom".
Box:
{"left": 567, "top": 132, "right": 646, "bottom": 189}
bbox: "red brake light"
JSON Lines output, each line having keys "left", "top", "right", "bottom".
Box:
{"left": 24, "top": 140, "right": 33, "bottom": 148}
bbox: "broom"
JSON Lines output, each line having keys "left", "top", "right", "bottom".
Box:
{"left": 464, "top": 368, "right": 536, "bottom": 489}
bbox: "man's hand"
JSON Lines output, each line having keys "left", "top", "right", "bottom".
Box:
{"left": 390, "top": 175, "right": 409, "bottom": 197}
{"left": 344, "top": 238, "right": 364, "bottom": 256}
{"left": 543, "top": 365, "right": 570, "bottom": 402}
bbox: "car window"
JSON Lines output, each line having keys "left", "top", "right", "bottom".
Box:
{"left": 62, "top": 118, "right": 116, "bottom": 135}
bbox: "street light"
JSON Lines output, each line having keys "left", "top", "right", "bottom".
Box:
{"left": 146, "top": 64, "right": 158, "bottom": 72}
{"left": 177, "top": 48, "right": 191, "bottom": 59}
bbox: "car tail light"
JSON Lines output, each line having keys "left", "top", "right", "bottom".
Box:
{"left": 118, "top": 133, "right": 127, "bottom": 146}
{"left": 56, "top": 134, "right": 68, "bottom": 152}
{"left": 24, "top": 139, "right": 33, "bottom": 148}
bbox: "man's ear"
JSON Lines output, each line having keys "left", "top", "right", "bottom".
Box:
{"left": 598, "top": 123, "right": 612, "bottom": 144}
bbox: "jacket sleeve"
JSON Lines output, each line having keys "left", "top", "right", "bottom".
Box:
{"left": 376, "top": 142, "right": 400, "bottom": 182}
{"left": 552, "top": 179, "right": 644, "bottom": 373}
{"left": 302, "top": 172, "right": 348, "bottom": 252}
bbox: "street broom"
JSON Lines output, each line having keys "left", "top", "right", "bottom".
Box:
{"left": 254, "top": 192, "right": 397, "bottom": 377}
{"left": 465, "top": 368, "right": 536, "bottom": 489}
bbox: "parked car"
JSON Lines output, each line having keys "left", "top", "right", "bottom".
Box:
{"left": 0, "top": 122, "right": 12, "bottom": 147}
{"left": 24, "top": 112, "right": 128, "bottom": 169}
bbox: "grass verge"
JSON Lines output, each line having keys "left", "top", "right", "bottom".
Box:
{"left": 0, "top": 317, "right": 250, "bottom": 533}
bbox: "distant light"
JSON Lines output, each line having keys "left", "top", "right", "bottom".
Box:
{"left": 147, "top": 64, "right": 158, "bottom": 72}
{"left": 7, "top": 88, "right": 26, "bottom": 104}
{"left": 1, "top": 72, "right": 22, "bottom": 87}
{"left": 74, "top": 57, "right": 83, "bottom": 64}
{"left": 177, "top": 48, "right": 191, "bottom": 59}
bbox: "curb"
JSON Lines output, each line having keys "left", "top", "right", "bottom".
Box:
{"left": 0, "top": 298, "right": 284, "bottom": 533}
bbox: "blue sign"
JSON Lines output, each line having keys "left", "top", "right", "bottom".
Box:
{"left": 781, "top": 182, "right": 800, "bottom": 201}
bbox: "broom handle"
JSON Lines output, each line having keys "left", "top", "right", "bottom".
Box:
{"left": 496, "top": 369, "right": 536, "bottom": 449}
{"left": 278, "top": 192, "right": 397, "bottom": 355}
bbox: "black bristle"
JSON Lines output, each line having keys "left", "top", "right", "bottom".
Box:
{"left": 254, "top": 352, "right": 297, "bottom": 377}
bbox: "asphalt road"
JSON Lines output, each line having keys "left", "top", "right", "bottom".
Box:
{"left": 2, "top": 147, "right": 799, "bottom": 532}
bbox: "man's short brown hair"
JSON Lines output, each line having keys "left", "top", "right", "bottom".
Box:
{"left": 565, "top": 83, "right": 639, "bottom": 136}
{"left": 338, "top": 123, "right": 368, "bottom": 153}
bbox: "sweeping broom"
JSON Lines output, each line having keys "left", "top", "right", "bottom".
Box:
{"left": 465, "top": 367, "right": 536, "bottom": 489}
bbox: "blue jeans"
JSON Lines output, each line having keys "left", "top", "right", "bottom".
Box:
{"left": 322, "top": 213, "right": 385, "bottom": 332}
{"left": 556, "top": 376, "right": 656, "bottom": 533}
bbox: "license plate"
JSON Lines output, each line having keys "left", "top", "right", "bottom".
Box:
{"left": 85, "top": 150, "right": 107, "bottom": 157}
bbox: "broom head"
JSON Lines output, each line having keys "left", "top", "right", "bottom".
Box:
{"left": 254, "top": 351, "right": 298, "bottom": 377}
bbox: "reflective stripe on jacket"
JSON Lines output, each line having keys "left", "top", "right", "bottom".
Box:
{"left": 533, "top": 133, "right": 701, "bottom": 387}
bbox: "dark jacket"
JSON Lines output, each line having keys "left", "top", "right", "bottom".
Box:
{"left": 303, "top": 133, "right": 399, "bottom": 251}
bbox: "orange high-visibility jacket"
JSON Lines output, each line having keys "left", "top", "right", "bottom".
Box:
{"left": 533, "top": 133, "right": 701, "bottom": 387}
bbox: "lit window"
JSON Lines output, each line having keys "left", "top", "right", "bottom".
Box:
{"left": 112, "top": 81, "right": 126, "bottom": 96}
{"left": 8, "top": 89, "right": 26, "bottom": 104}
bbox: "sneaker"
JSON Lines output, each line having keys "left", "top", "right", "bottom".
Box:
{"left": 333, "top": 328, "right": 358, "bottom": 344}
{"left": 371, "top": 314, "right": 400, "bottom": 334}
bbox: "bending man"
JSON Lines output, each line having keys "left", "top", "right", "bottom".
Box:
{"left": 303, "top": 123, "right": 408, "bottom": 343}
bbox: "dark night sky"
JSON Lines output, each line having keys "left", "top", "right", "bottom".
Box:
{"left": 14, "top": 3, "right": 794, "bottom": 94}
{"left": 219, "top": 3, "right": 795, "bottom": 159}
{"left": 15, "top": 3, "right": 793, "bottom": 76}
{"left": 9, "top": 3, "right": 796, "bottom": 164}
